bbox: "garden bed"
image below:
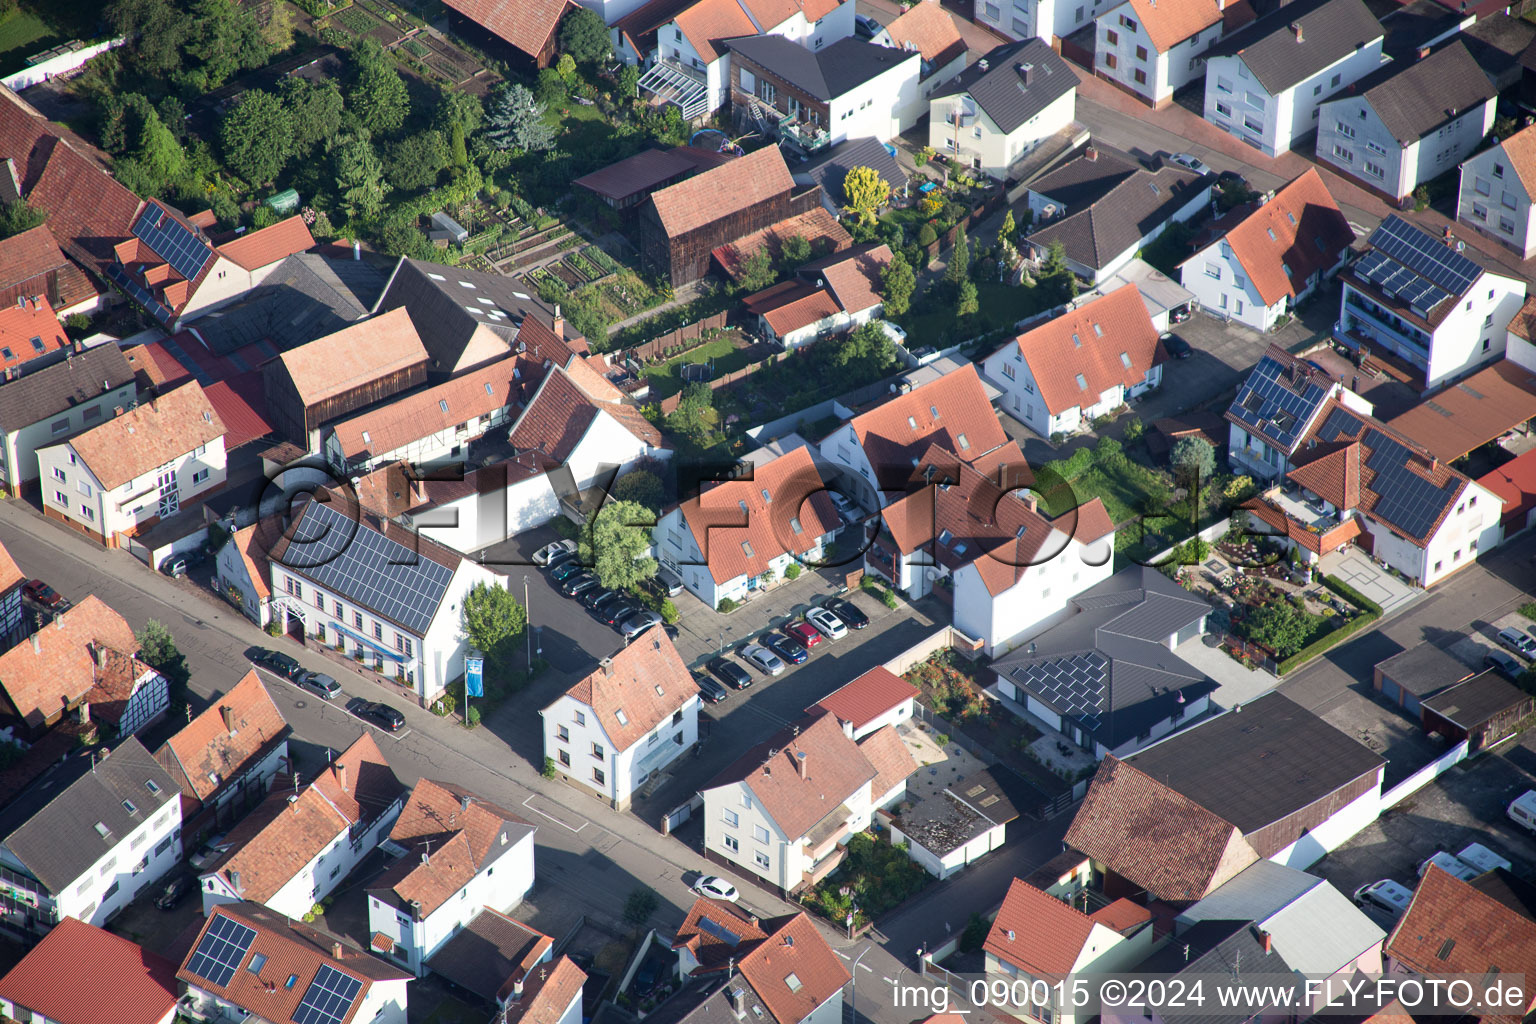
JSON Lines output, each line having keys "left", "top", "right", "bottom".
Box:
{"left": 801, "top": 831, "right": 931, "bottom": 931}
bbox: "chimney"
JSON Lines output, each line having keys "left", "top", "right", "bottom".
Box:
{"left": 1430, "top": 456, "right": 1438, "bottom": 473}
{"left": 422, "top": 851, "right": 431, "bottom": 866}
{"left": 1023, "top": 492, "right": 1037, "bottom": 512}
{"left": 1217, "top": 0, "right": 1224, "bottom": 10}
{"left": 113, "top": 406, "right": 124, "bottom": 417}
{"left": 335, "top": 761, "right": 348, "bottom": 792}
{"left": 1085, "top": 146, "right": 1098, "bottom": 162}
{"left": 231, "top": 870, "right": 243, "bottom": 892}
{"left": 90, "top": 643, "right": 104, "bottom": 668}
{"left": 221, "top": 704, "right": 236, "bottom": 734}
{"left": 460, "top": 794, "right": 472, "bottom": 812}
{"left": 71, "top": 338, "right": 82, "bottom": 354}
{"left": 795, "top": 750, "right": 808, "bottom": 778}
{"left": 729, "top": 988, "right": 747, "bottom": 1017}
{"left": 331, "top": 941, "right": 343, "bottom": 960}
{"left": 552, "top": 305, "right": 564, "bottom": 340}
{"left": 513, "top": 977, "right": 526, "bottom": 999}
{"left": 1291, "top": 21, "right": 1302, "bottom": 41}
{"left": 1260, "top": 930, "right": 1272, "bottom": 953}
{"left": 30, "top": 633, "right": 39, "bottom": 654}
{"left": 79, "top": 701, "right": 90, "bottom": 725}
{"left": 749, "top": 915, "right": 759, "bottom": 928}
{"left": 353, "top": 239, "right": 361, "bottom": 261}
{"left": 1018, "top": 61, "right": 1034, "bottom": 85}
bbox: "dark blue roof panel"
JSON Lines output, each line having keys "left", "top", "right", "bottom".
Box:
{"left": 1226, "top": 353, "right": 1332, "bottom": 454}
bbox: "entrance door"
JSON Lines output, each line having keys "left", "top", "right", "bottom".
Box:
{"left": 157, "top": 469, "right": 179, "bottom": 517}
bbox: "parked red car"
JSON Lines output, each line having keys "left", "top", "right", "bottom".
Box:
{"left": 22, "top": 580, "right": 64, "bottom": 609}
{"left": 783, "top": 621, "right": 822, "bottom": 648}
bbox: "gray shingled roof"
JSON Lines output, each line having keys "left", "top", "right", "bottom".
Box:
{"left": 793, "top": 137, "right": 908, "bottom": 204}
{"left": 1344, "top": 40, "right": 1494, "bottom": 144}
{"left": 1135, "top": 920, "right": 1298, "bottom": 1024}
{"left": 374, "top": 258, "right": 552, "bottom": 375}
{"left": 1026, "top": 163, "right": 1208, "bottom": 272}
{"left": 930, "top": 39, "right": 1079, "bottom": 135}
{"left": 724, "top": 35, "right": 918, "bottom": 102}
{"left": 0, "top": 738, "right": 178, "bottom": 893}
{"left": 1027, "top": 146, "right": 1140, "bottom": 214}
{"left": 192, "top": 253, "right": 387, "bottom": 354}
{"left": 991, "top": 566, "right": 1215, "bottom": 748}
{"left": 1204, "top": 0, "right": 1383, "bottom": 95}
{"left": 0, "top": 343, "right": 134, "bottom": 432}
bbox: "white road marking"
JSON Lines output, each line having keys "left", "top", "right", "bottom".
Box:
{"left": 881, "top": 976, "right": 895, "bottom": 984}
{"left": 836, "top": 951, "right": 851, "bottom": 960}
{"left": 522, "top": 795, "right": 587, "bottom": 832}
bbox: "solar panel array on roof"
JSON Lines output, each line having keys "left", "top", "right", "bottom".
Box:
{"left": 107, "top": 265, "right": 173, "bottom": 323}
{"left": 287, "top": 501, "right": 454, "bottom": 634}
{"left": 133, "top": 206, "right": 215, "bottom": 283}
{"left": 1010, "top": 652, "right": 1108, "bottom": 732}
{"left": 185, "top": 914, "right": 257, "bottom": 988}
{"left": 1354, "top": 248, "right": 1451, "bottom": 319}
{"left": 698, "top": 916, "right": 743, "bottom": 947}
{"left": 1227, "top": 355, "right": 1330, "bottom": 452}
{"left": 1356, "top": 215, "right": 1483, "bottom": 319}
{"left": 293, "top": 964, "right": 364, "bottom": 1024}
{"left": 1315, "top": 406, "right": 1460, "bottom": 539}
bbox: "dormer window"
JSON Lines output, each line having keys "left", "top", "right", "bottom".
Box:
{"left": 938, "top": 529, "right": 954, "bottom": 545}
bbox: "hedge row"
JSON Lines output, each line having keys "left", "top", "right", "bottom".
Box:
{"left": 1320, "top": 573, "right": 1383, "bottom": 616}
{"left": 1275, "top": 574, "right": 1382, "bottom": 675}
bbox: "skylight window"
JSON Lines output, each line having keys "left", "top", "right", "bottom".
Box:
{"left": 1092, "top": 323, "right": 1103, "bottom": 337}
{"left": 478, "top": 297, "right": 495, "bottom": 305}
{"left": 1266, "top": 228, "right": 1276, "bottom": 241}
{"left": 122, "top": 799, "right": 138, "bottom": 814}
{"left": 790, "top": 517, "right": 803, "bottom": 534}
{"left": 94, "top": 822, "right": 110, "bottom": 838}
{"left": 953, "top": 542, "right": 968, "bottom": 555}
{"left": 1075, "top": 373, "right": 1088, "bottom": 389}
{"left": 28, "top": 336, "right": 42, "bottom": 352}
{"left": 1120, "top": 352, "right": 1131, "bottom": 368}
{"left": 286, "top": 975, "right": 298, "bottom": 989}
{"left": 615, "top": 709, "right": 629, "bottom": 726}
{"left": 513, "top": 291, "right": 530, "bottom": 300}
{"left": 458, "top": 281, "right": 476, "bottom": 289}
{"left": 1071, "top": 333, "right": 1081, "bottom": 347}
{"left": 248, "top": 953, "right": 268, "bottom": 974}
{"left": 655, "top": 684, "right": 665, "bottom": 696}
{"left": 465, "top": 306, "right": 482, "bottom": 314}
{"left": 738, "top": 500, "right": 749, "bottom": 514}
{"left": 428, "top": 273, "right": 446, "bottom": 281}
{"left": 439, "top": 400, "right": 450, "bottom": 413}
{"left": 957, "top": 433, "right": 970, "bottom": 449}
{"left": 930, "top": 405, "right": 939, "bottom": 418}
{"left": 786, "top": 974, "right": 803, "bottom": 993}
{"left": 485, "top": 383, "right": 494, "bottom": 395}
{"left": 938, "top": 529, "right": 954, "bottom": 545}
{"left": 0, "top": 348, "right": 10, "bottom": 360}
{"left": 1285, "top": 211, "right": 1296, "bottom": 225}
{"left": 362, "top": 431, "right": 372, "bottom": 444}
{"left": 907, "top": 416, "right": 918, "bottom": 429}
{"left": 761, "top": 488, "right": 771, "bottom": 503}
{"left": 742, "top": 541, "right": 754, "bottom": 557}
{"left": 145, "top": 780, "right": 161, "bottom": 794}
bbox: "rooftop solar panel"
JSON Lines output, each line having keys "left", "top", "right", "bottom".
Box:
{"left": 185, "top": 914, "right": 257, "bottom": 988}
{"left": 107, "top": 265, "right": 174, "bottom": 324}
{"left": 1226, "top": 355, "right": 1329, "bottom": 453}
{"left": 698, "top": 917, "right": 743, "bottom": 947}
{"left": 292, "top": 964, "right": 363, "bottom": 1024}
{"left": 1313, "top": 406, "right": 1459, "bottom": 539}
{"left": 287, "top": 501, "right": 454, "bottom": 634}
{"left": 133, "top": 204, "right": 216, "bottom": 283}
{"left": 1370, "top": 215, "right": 1482, "bottom": 296}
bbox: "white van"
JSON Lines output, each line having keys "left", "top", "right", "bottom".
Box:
{"left": 1509, "top": 790, "right": 1536, "bottom": 833}
{"left": 1354, "top": 880, "right": 1413, "bottom": 917}
{"left": 1417, "top": 850, "right": 1477, "bottom": 881}
{"left": 1457, "top": 842, "right": 1511, "bottom": 875}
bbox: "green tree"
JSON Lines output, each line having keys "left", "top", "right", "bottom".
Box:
{"left": 946, "top": 225, "right": 970, "bottom": 287}
{"left": 618, "top": 64, "right": 640, "bottom": 97}
{"left": 261, "top": 0, "right": 295, "bottom": 52}
{"left": 182, "top": 0, "right": 270, "bottom": 90}
{"left": 460, "top": 581, "right": 527, "bottom": 669}
{"left": 449, "top": 123, "right": 468, "bottom": 171}
{"left": 281, "top": 78, "right": 345, "bottom": 156}
{"left": 623, "top": 886, "right": 659, "bottom": 927}
{"left": 483, "top": 83, "right": 557, "bottom": 152}
{"left": 378, "top": 212, "right": 431, "bottom": 259}
{"left": 535, "top": 67, "right": 568, "bottom": 108}
{"left": 136, "top": 619, "right": 190, "bottom": 690}
{"left": 582, "top": 500, "right": 658, "bottom": 591}
{"left": 779, "top": 234, "right": 811, "bottom": 267}
{"left": 334, "top": 134, "right": 387, "bottom": 221}
{"left": 1170, "top": 435, "right": 1216, "bottom": 484}
{"left": 385, "top": 130, "right": 448, "bottom": 192}
{"left": 735, "top": 247, "right": 776, "bottom": 293}
{"left": 559, "top": 6, "right": 611, "bottom": 64}
{"left": 831, "top": 321, "right": 895, "bottom": 376}
{"left": 916, "top": 222, "right": 937, "bottom": 248}
{"left": 841, "top": 165, "right": 890, "bottom": 225}
{"left": 556, "top": 52, "right": 577, "bottom": 82}
{"left": 220, "top": 90, "right": 294, "bottom": 185}
{"left": 1093, "top": 435, "right": 1124, "bottom": 467}
{"left": 1042, "top": 238, "right": 1078, "bottom": 299}
{"left": 998, "top": 209, "right": 1016, "bottom": 249}
{"left": 347, "top": 39, "right": 409, "bottom": 136}
{"left": 956, "top": 278, "right": 978, "bottom": 317}
{"left": 1242, "top": 601, "right": 1312, "bottom": 658}
{"left": 612, "top": 468, "right": 666, "bottom": 514}
{"left": 880, "top": 251, "right": 915, "bottom": 317}
{"left": 109, "top": 0, "right": 191, "bottom": 74}
{"left": 156, "top": 96, "right": 188, "bottom": 142}
{"left": 433, "top": 87, "right": 483, "bottom": 136}
{"left": 666, "top": 382, "right": 714, "bottom": 443}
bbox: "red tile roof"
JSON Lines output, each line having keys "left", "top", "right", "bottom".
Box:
{"left": 228, "top": 523, "right": 271, "bottom": 599}
{"left": 1063, "top": 755, "right": 1259, "bottom": 902}
{"left": 817, "top": 244, "right": 892, "bottom": 314}
{"left": 1387, "top": 866, "right": 1536, "bottom": 1023}
{"left": 504, "top": 955, "right": 588, "bottom": 1024}
{"left": 1090, "top": 897, "right": 1153, "bottom": 934}
{"left": 985, "top": 878, "right": 1100, "bottom": 975}
{"left": 674, "top": 898, "right": 771, "bottom": 972}
{"left": 615, "top": 0, "right": 699, "bottom": 55}
{"left": 81, "top": 645, "right": 161, "bottom": 728}
{"left": 154, "top": 669, "right": 290, "bottom": 811}
{"left": 0, "top": 294, "right": 65, "bottom": 369}
{"left": 1006, "top": 284, "right": 1161, "bottom": 416}
{"left": 763, "top": 289, "right": 843, "bottom": 336}
{"left": 1387, "top": 359, "right": 1536, "bottom": 464}
{"left": 713, "top": 207, "right": 853, "bottom": 281}
{"left": 203, "top": 373, "right": 274, "bottom": 451}
{"left": 1213, "top": 169, "right": 1353, "bottom": 308}
{"left": 882, "top": 0, "right": 967, "bottom": 67}
{"left": 1496, "top": 122, "right": 1536, "bottom": 202}
{"left": 331, "top": 356, "right": 524, "bottom": 461}
{"left": 0, "top": 917, "right": 177, "bottom": 1024}
{"left": 216, "top": 216, "right": 315, "bottom": 272}
{"left": 811, "top": 667, "right": 919, "bottom": 730}
{"left": 0, "top": 536, "right": 22, "bottom": 593}
{"left": 708, "top": 712, "right": 878, "bottom": 841}
{"left": 673, "top": 0, "right": 759, "bottom": 62}
{"left": 857, "top": 724, "right": 917, "bottom": 798}
{"left": 178, "top": 902, "right": 409, "bottom": 1023}
{"left": 676, "top": 445, "right": 840, "bottom": 585}
{"left": 846, "top": 363, "right": 1009, "bottom": 485}
{"left": 510, "top": 364, "right": 661, "bottom": 462}
{"left": 0, "top": 595, "right": 139, "bottom": 728}
{"left": 1123, "top": 0, "right": 1230, "bottom": 51}
{"left": 439, "top": 0, "right": 575, "bottom": 59}
{"left": 738, "top": 912, "right": 850, "bottom": 1024}
{"left": 122, "top": 343, "right": 190, "bottom": 389}
{"left": 0, "top": 225, "right": 95, "bottom": 309}
{"left": 648, "top": 145, "right": 793, "bottom": 238}
{"left": 66, "top": 380, "right": 225, "bottom": 490}
{"left": 278, "top": 307, "right": 428, "bottom": 406}
{"left": 559, "top": 626, "right": 697, "bottom": 751}
{"left": 1478, "top": 445, "right": 1536, "bottom": 532}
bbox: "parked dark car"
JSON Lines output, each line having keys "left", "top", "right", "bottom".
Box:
{"left": 695, "top": 673, "right": 729, "bottom": 703}
{"left": 598, "top": 601, "right": 637, "bottom": 626}
{"left": 763, "top": 633, "right": 808, "bottom": 664}
{"left": 1488, "top": 649, "right": 1523, "bottom": 681}
{"left": 656, "top": 565, "right": 685, "bottom": 596}
{"left": 1161, "top": 333, "right": 1193, "bottom": 359}
{"left": 550, "top": 560, "right": 585, "bottom": 583}
{"left": 154, "top": 873, "right": 192, "bottom": 910}
{"left": 21, "top": 579, "right": 64, "bottom": 609}
{"left": 251, "top": 648, "right": 302, "bottom": 679}
{"left": 827, "top": 599, "right": 869, "bottom": 630}
{"left": 582, "top": 587, "right": 619, "bottom": 611}
{"left": 707, "top": 657, "right": 753, "bottom": 690}
{"left": 348, "top": 697, "right": 405, "bottom": 731}
{"left": 561, "top": 573, "right": 600, "bottom": 597}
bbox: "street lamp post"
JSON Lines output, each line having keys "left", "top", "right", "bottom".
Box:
{"left": 523, "top": 575, "right": 533, "bottom": 670}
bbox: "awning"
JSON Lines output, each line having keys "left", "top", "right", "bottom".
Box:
{"left": 334, "top": 622, "right": 406, "bottom": 661}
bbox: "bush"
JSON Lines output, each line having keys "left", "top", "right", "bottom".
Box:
{"left": 542, "top": 757, "right": 558, "bottom": 778}
{"left": 1276, "top": 608, "right": 1380, "bottom": 675}
{"left": 784, "top": 563, "right": 801, "bottom": 581}
{"left": 959, "top": 913, "right": 991, "bottom": 954}
{"left": 1321, "top": 574, "right": 1383, "bottom": 615}
{"left": 432, "top": 690, "right": 457, "bottom": 717}
{"left": 1518, "top": 601, "right": 1536, "bottom": 623}
{"left": 623, "top": 886, "right": 659, "bottom": 927}
{"left": 717, "top": 597, "right": 737, "bottom": 613}
{"left": 466, "top": 706, "right": 482, "bottom": 728}
{"left": 265, "top": 619, "right": 282, "bottom": 636}
{"left": 659, "top": 599, "right": 679, "bottom": 625}
{"left": 1093, "top": 435, "right": 1124, "bottom": 467}
{"left": 1123, "top": 417, "right": 1144, "bottom": 443}
{"left": 882, "top": 589, "right": 898, "bottom": 609}
{"left": 917, "top": 223, "right": 937, "bottom": 247}
{"left": 64, "top": 312, "right": 91, "bottom": 334}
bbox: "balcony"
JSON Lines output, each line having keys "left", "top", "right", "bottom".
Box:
{"left": 1267, "top": 485, "right": 1339, "bottom": 532}
{"left": 781, "top": 118, "right": 830, "bottom": 154}
{"left": 1340, "top": 295, "right": 1430, "bottom": 359}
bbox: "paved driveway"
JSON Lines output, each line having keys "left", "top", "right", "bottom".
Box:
{"left": 1320, "top": 550, "right": 1421, "bottom": 617}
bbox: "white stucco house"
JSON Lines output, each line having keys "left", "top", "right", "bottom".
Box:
{"left": 975, "top": 0, "right": 1122, "bottom": 45}
{"left": 654, "top": 445, "right": 840, "bottom": 609}
{"left": 810, "top": 667, "right": 918, "bottom": 740}
{"left": 177, "top": 902, "right": 410, "bottom": 1024}
{"left": 38, "top": 381, "right": 227, "bottom": 549}
{"left": 379, "top": 456, "right": 563, "bottom": 557}
{"left": 0, "top": 737, "right": 182, "bottom": 937}
{"left": 1200, "top": 0, "right": 1384, "bottom": 157}
{"left": 700, "top": 711, "right": 915, "bottom": 894}
{"left": 200, "top": 732, "right": 406, "bottom": 920}
{"left": 873, "top": 0, "right": 969, "bottom": 102}
{"left": 1336, "top": 215, "right": 1526, "bottom": 390}
{"left": 983, "top": 283, "right": 1163, "bottom": 437}
{"left": 540, "top": 626, "right": 700, "bottom": 810}
{"left": 366, "top": 778, "right": 537, "bottom": 976}
{"left": 1225, "top": 345, "right": 1372, "bottom": 483}
{"left": 267, "top": 493, "right": 508, "bottom": 706}
{"left": 216, "top": 522, "right": 273, "bottom": 628}
{"left": 1315, "top": 40, "right": 1494, "bottom": 202}
{"left": 1094, "top": 0, "right": 1232, "bottom": 108}
{"left": 1179, "top": 168, "right": 1354, "bottom": 332}
{"left": 743, "top": 244, "right": 893, "bottom": 349}
{"left": 928, "top": 39, "right": 1080, "bottom": 181}
{"left": 1458, "top": 121, "right": 1536, "bottom": 260}
{"left": 0, "top": 343, "right": 135, "bottom": 499}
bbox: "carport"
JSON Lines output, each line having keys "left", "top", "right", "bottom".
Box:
{"left": 1385, "top": 360, "right": 1536, "bottom": 463}
{"left": 1070, "top": 257, "right": 1194, "bottom": 333}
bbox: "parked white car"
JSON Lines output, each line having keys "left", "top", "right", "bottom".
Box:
{"left": 739, "top": 643, "right": 786, "bottom": 676}
{"left": 805, "top": 607, "right": 847, "bottom": 639}
{"left": 534, "top": 539, "right": 577, "bottom": 566}
{"left": 692, "top": 876, "right": 739, "bottom": 902}
{"left": 1417, "top": 850, "right": 1477, "bottom": 881}
{"left": 1353, "top": 879, "right": 1413, "bottom": 917}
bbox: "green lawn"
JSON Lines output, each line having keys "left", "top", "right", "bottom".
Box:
{"left": 548, "top": 100, "right": 618, "bottom": 153}
{"left": 1044, "top": 461, "right": 1171, "bottom": 525}
{"left": 641, "top": 335, "right": 755, "bottom": 400}
{"left": 900, "top": 280, "right": 1054, "bottom": 346}
{"left": 0, "top": 9, "right": 52, "bottom": 61}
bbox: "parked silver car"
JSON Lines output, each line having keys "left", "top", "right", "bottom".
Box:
{"left": 739, "top": 643, "right": 786, "bottom": 676}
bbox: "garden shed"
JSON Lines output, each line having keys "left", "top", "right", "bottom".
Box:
{"left": 1420, "top": 670, "right": 1534, "bottom": 752}
{"left": 1373, "top": 642, "right": 1475, "bottom": 716}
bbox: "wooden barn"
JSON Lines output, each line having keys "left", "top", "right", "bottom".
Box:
{"left": 638, "top": 145, "right": 808, "bottom": 287}
{"left": 261, "top": 307, "right": 430, "bottom": 450}
{"left": 1421, "top": 670, "right": 1534, "bottom": 753}
{"left": 438, "top": 0, "right": 575, "bottom": 72}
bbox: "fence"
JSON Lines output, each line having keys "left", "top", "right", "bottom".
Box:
{"left": 2, "top": 38, "right": 126, "bottom": 91}
{"left": 882, "top": 626, "right": 974, "bottom": 675}
{"left": 656, "top": 347, "right": 785, "bottom": 414}
{"left": 626, "top": 312, "right": 729, "bottom": 364}
{"left": 919, "top": 191, "right": 1008, "bottom": 264}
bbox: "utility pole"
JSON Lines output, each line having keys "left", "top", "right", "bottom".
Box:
{"left": 524, "top": 574, "right": 533, "bottom": 671}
